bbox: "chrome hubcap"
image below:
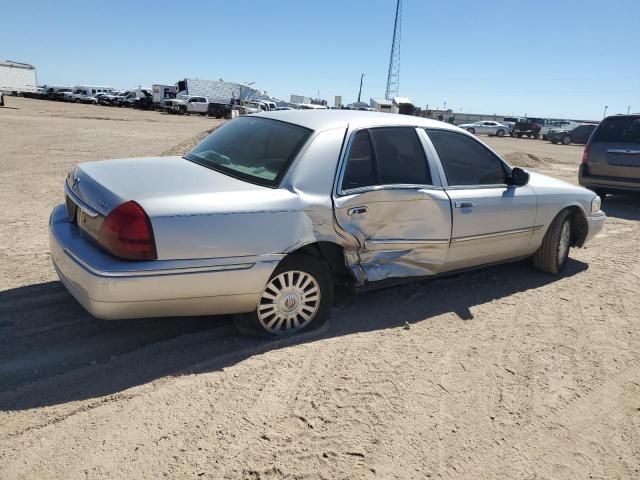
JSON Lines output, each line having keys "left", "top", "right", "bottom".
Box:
{"left": 257, "top": 271, "right": 321, "bottom": 334}
{"left": 558, "top": 221, "right": 571, "bottom": 263}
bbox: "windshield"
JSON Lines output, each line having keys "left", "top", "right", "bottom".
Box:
{"left": 185, "top": 117, "right": 312, "bottom": 187}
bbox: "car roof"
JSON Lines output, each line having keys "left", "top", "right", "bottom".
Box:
{"left": 253, "top": 110, "right": 462, "bottom": 132}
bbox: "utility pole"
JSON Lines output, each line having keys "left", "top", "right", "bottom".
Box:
{"left": 603, "top": 105, "right": 608, "bottom": 118}
{"left": 628, "top": 106, "right": 631, "bottom": 115}
{"left": 357, "top": 73, "right": 365, "bottom": 103}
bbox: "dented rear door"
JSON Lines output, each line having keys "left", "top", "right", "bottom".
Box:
{"left": 333, "top": 126, "right": 452, "bottom": 283}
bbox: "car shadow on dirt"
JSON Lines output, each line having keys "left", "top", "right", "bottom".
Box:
{"left": 601, "top": 194, "right": 640, "bottom": 221}
{"left": 0, "top": 259, "right": 588, "bottom": 411}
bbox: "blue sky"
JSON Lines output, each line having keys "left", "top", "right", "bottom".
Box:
{"left": 2, "top": 0, "right": 638, "bottom": 119}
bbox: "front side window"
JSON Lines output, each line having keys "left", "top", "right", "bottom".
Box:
{"left": 342, "top": 127, "right": 431, "bottom": 191}
{"left": 186, "top": 117, "right": 312, "bottom": 187}
{"left": 427, "top": 129, "right": 508, "bottom": 186}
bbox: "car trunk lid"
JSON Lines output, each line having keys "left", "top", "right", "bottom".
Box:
{"left": 67, "top": 156, "right": 268, "bottom": 218}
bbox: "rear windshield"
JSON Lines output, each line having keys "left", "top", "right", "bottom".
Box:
{"left": 592, "top": 117, "right": 640, "bottom": 143}
{"left": 185, "top": 117, "right": 312, "bottom": 187}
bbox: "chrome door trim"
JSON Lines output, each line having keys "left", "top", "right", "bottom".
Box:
{"left": 339, "top": 183, "right": 445, "bottom": 197}
{"left": 451, "top": 225, "right": 543, "bottom": 244}
{"left": 368, "top": 238, "right": 450, "bottom": 246}
{"left": 445, "top": 183, "right": 511, "bottom": 191}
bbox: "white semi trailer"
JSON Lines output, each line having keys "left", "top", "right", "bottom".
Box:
{"left": 0, "top": 60, "right": 37, "bottom": 93}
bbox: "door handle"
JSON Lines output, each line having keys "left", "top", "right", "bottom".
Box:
{"left": 455, "top": 201, "right": 475, "bottom": 208}
{"left": 347, "top": 206, "right": 368, "bottom": 216}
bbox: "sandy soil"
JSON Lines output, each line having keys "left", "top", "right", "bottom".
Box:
{"left": 1, "top": 98, "right": 639, "bottom": 479}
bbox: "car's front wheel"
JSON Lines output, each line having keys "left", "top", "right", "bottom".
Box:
{"left": 561, "top": 135, "right": 571, "bottom": 145}
{"left": 532, "top": 210, "right": 572, "bottom": 274}
{"left": 496, "top": 129, "right": 505, "bottom": 137}
{"left": 236, "top": 254, "right": 334, "bottom": 337}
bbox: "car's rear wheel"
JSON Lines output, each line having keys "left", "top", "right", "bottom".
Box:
{"left": 467, "top": 127, "right": 475, "bottom": 134}
{"left": 496, "top": 129, "right": 505, "bottom": 137}
{"left": 235, "top": 254, "right": 334, "bottom": 337}
{"left": 561, "top": 135, "right": 571, "bottom": 145}
{"left": 532, "top": 210, "right": 572, "bottom": 274}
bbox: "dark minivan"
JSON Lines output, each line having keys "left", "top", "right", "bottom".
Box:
{"left": 579, "top": 115, "right": 640, "bottom": 197}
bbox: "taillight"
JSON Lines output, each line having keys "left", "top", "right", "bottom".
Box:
{"left": 98, "top": 201, "right": 157, "bottom": 260}
{"left": 582, "top": 144, "right": 591, "bottom": 164}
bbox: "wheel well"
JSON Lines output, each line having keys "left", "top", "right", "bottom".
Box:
{"left": 286, "top": 242, "right": 353, "bottom": 284}
{"left": 567, "top": 206, "right": 588, "bottom": 247}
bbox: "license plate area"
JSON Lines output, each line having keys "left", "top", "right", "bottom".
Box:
{"left": 607, "top": 154, "right": 640, "bottom": 167}
{"left": 65, "top": 194, "right": 77, "bottom": 222}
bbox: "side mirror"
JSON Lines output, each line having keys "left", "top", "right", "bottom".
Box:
{"left": 510, "top": 167, "right": 530, "bottom": 186}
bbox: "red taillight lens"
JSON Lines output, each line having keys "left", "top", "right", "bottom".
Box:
{"left": 582, "top": 144, "right": 591, "bottom": 164}
{"left": 98, "top": 201, "right": 157, "bottom": 260}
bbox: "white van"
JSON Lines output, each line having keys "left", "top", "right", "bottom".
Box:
{"left": 70, "top": 85, "right": 115, "bottom": 102}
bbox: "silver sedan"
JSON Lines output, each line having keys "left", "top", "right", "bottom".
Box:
{"left": 458, "top": 120, "right": 510, "bottom": 136}
{"left": 50, "top": 111, "right": 605, "bottom": 336}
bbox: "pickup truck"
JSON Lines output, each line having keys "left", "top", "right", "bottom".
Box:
{"left": 164, "top": 95, "right": 209, "bottom": 115}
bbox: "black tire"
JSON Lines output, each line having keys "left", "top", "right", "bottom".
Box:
{"left": 467, "top": 127, "right": 475, "bottom": 134}
{"left": 516, "top": 132, "right": 523, "bottom": 138}
{"left": 496, "top": 129, "right": 505, "bottom": 137}
{"left": 532, "top": 210, "right": 572, "bottom": 274}
{"left": 561, "top": 135, "right": 571, "bottom": 145}
{"left": 234, "top": 254, "right": 334, "bottom": 338}
{"left": 551, "top": 139, "right": 558, "bottom": 144}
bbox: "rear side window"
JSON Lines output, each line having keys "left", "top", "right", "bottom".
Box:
{"left": 427, "top": 129, "right": 507, "bottom": 186}
{"left": 342, "top": 131, "right": 376, "bottom": 189}
{"left": 592, "top": 117, "right": 640, "bottom": 143}
{"left": 370, "top": 128, "right": 431, "bottom": 185}
{"left": 342, "top": 127, "right": 431, "bottom": 191}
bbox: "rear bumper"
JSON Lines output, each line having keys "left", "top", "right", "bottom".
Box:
{"left": 584, "top": 211, "right": 606, "bottom": 244}
{"left": 49, "top": 205, "right": 280, "bottom": 320}
{"left": 579, "top": 165, "right": 640, "bottom": 192}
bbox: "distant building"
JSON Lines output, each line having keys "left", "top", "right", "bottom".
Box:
{"left": 290, "top": 94, "right": 310, "bottom": 105}
{"left": 334, "top": 95, "right": 342, "bottom": 107}
{"left": 370, "top": 98, "right": 393, "bottom": 113}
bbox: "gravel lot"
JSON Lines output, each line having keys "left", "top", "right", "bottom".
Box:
{"left": 1, "top": 97, "right": 639, "bottom": 479}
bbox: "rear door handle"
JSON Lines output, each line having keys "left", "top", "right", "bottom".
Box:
{"left": 455, "top": 201, "right": 475, "bottom": 208}
{"left": 347, "top": 206, "right": 368, "bottom": 216}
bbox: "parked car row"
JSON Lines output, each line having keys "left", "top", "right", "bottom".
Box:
{"left": 459, "top": 116, "right": 602, "bottom": 146}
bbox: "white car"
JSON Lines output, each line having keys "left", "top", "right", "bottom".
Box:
{"left": 459, "top": 121, "right": 510, "bottom": 137}
{"left": 51, "top": 111, "right": 605, "bottom": 336}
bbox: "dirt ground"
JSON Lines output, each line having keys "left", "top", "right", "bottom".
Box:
{"left": 1, "top": 97, "right": 639, "bottom": 479}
